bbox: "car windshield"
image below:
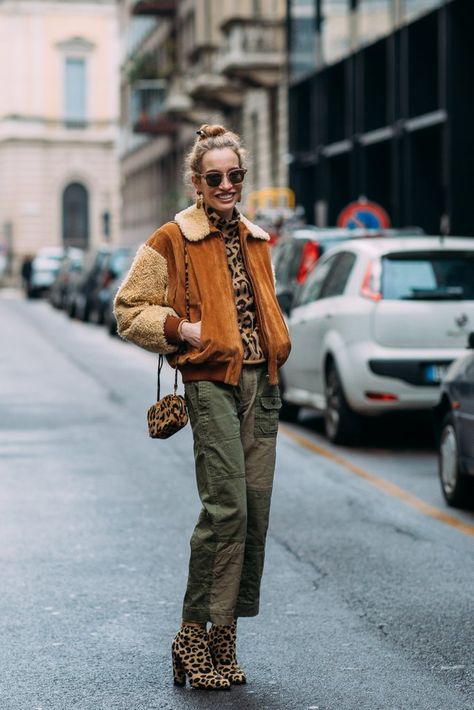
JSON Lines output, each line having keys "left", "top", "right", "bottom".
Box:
{"left": 33, "top": 257, "right": 61, "bottom": 271}
{"left": 381, "top": 251, "right": 474, "bottom": 300}
{"left": 274, "top": 240, "right": 306, "bottom": 283}
{"left": 110, "top": 249, "right": 131, "bottom": 275}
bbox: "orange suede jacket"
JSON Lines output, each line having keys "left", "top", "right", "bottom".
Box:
{"left": 114, "top": 203, "right": 291, "bottom": 386}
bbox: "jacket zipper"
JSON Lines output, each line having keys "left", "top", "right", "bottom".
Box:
{"left": 218, "top": 233, "right": 244, "bottom": 381}
{"left": 239, "top": 235, "right": 270, "bottom": 377}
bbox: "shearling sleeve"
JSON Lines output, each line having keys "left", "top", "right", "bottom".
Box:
{"left": 113, "top": 243, "right": 179, "bottom": 354}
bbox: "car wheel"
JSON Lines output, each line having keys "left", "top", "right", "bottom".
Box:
{"left": 82, "top": 302, "right": 91, "bottom": 322}
{"left": 438, "top": 413, "right": 474, "bottom": 509}
{"left": 88, "top": 307, "right": 99, "bottom": 325}
{"left": 108, "top": 317, "right": 118, "bottom": 337}
{"left": 324, "top": 361, "right": 362, "bottom": 445}
{"left": 278, "top": 373, "right": 300, "bottom": 423}
{"left": 67, "top": 299, "right": 76, "bottom": 319}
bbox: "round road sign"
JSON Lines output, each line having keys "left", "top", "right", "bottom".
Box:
{"left": 337, "top": 199, "right": 390, "bottom": 229}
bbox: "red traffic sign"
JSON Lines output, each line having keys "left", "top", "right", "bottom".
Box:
{"left": 337, "top": 198, "right": 390, "bottom": 229}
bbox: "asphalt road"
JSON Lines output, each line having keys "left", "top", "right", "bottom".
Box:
{"left": 1, "top": 292, "right": 473, "bottom": 710}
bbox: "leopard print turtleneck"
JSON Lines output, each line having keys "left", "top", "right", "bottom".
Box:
{"left": 206, "top": 205, "right": 265, "bottom": 363}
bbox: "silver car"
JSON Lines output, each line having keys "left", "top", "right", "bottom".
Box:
{"left": 280, "top": 236, "right": 474, "bottom": 444}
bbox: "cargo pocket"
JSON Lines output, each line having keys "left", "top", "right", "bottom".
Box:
{"left": 255, "top": 395, "right": 282, "bottom": 438}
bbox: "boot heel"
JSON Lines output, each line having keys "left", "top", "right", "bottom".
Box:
{"left": 172, "top": 648, "right": 186, "bottom": 686}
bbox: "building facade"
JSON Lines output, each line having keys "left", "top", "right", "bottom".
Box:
{"left": 0, "top": 0, "right": 120, "bottom": 264}
{"left": 119, "top": 0, "right": 288, "bottom": 245}
{"left": 288, "top": 0, "right": 473, "bottom": 235}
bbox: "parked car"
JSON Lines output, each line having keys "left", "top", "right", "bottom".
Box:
{"left": 49, "top": 248, "right": 84, "bottom": 309}
{"left": 280, "top": 236, "right": 474, "bottom": 444}
{"left": 87, "top": 247, "right": 132, "bottom": 325}
{"left": 272, "top": 226, "right": 424, "bottom": 312}
{"left": 27, "top": 246, "right": 65, "bottom": 298}
{"left": 66, "top": 246, "right": 124, "bottom": 322}
{"left": 66, "top": 248, "right": 106, "bottom": 319}
{"left": 434, "top": 333, "right": 474, "bottom": 509}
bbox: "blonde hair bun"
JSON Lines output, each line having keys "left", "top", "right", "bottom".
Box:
{"left": 196, "top": 124, "right": 227, "bottom": 140}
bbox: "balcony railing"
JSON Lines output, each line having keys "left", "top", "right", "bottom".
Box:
{"left": 218, "top": 19, "right": 285, "bottom": 87}
{"left": 131, "top": 80, "right": 177, "bottom": 134}
{"left": 186, "top": 47, "right": 244, "bottom": 108}
{"left": 131, "top": 0, "right": 176, "bottom": 17}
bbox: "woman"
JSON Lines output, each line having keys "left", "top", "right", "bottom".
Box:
{"left": 114, "top": 124, "right": 291, "bottom": 690}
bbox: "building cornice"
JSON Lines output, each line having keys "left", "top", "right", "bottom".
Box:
{"left": 56, "top": 36, "right": 95, "bottom": 53}
{"left": 0, "top": 115, "right": 118, "bottom": 146}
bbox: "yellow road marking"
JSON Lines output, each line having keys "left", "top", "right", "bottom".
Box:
{"left": 280, "top": 424, "right": 474, "bottom": 538}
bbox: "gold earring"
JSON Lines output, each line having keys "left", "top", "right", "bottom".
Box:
{"left": 196, "top": 193, "right": 203, "bottom": 210}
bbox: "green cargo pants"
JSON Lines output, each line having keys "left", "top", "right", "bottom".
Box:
{"left": 182, "top": 365, "right": 281, "bottom": 625}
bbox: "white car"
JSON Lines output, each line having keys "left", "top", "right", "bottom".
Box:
{"left": 28, "top": 246, "right": 65, "bottom": 298}
{"left": 280, "top": 236, "right": 474, "bottom": 444}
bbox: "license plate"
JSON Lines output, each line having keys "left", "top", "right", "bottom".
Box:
{"left": 424, "top": 363, "right": 450, "bottom": 384}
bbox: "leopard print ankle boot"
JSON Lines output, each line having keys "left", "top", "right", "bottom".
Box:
{"left": 208, "top": 620, "right": 247, "bottom": 685}
{"left": 171, "top": 624, "right": 231, "bottom": 690}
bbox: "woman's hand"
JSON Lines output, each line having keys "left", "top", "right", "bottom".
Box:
{"left": 180, "top": 320, "right": 202, "bottom": 349}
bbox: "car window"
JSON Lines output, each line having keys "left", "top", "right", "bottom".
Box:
{"left": 272, "top": 242, "right": 290, "bottom": 278}
{"left": 280, "top": 242, "right": 305, "bottom": 283}
{"left": 294, "top": 254, "right": 339, "bottom": 306}
{"left": 319, "top": 252, "right": 356, "bottom": 298}
{"left": 110, "top": 249, "right": 131, "bottom": 274}
{"left": 382, "top": 251, "right": 474, "bottom": 300}
{"left": 271, "top": 243, "right": 284, "bottom": 269}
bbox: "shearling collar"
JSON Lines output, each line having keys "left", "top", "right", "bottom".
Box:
{"left": 174, "top": 203, "right": 269, "bottom": 243}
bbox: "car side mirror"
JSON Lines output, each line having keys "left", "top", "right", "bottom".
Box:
{"left": 277, "top": 290, "right": 293, "bottom": 315}
{"left": 467, "top": 332, "right": 474, "bottom": 349}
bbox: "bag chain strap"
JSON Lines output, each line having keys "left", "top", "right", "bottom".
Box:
{"left": 156, "top": 235, "right": 189, "bottom": 400}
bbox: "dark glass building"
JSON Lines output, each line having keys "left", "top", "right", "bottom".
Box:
{"left": 287, "top": 0, "right": 473, "bottom": 234}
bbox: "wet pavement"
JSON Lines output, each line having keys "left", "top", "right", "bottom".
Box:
{"left": 1, "top": 292, "right": 473, "bottom": 710}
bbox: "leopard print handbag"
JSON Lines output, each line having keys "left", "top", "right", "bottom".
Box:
{"left": 147, "top": 234, "right": 189, "bottom": 439}
{"left": 147, "top": 370, "right": 188, "bottom": 439}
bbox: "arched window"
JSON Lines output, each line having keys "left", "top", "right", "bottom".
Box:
{"left": 62, "top": 182, "right": 89, "bottom": 249}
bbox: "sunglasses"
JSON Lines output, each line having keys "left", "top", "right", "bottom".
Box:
{"left": 198, "top": 168, "right": 247, "bottom": 188}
